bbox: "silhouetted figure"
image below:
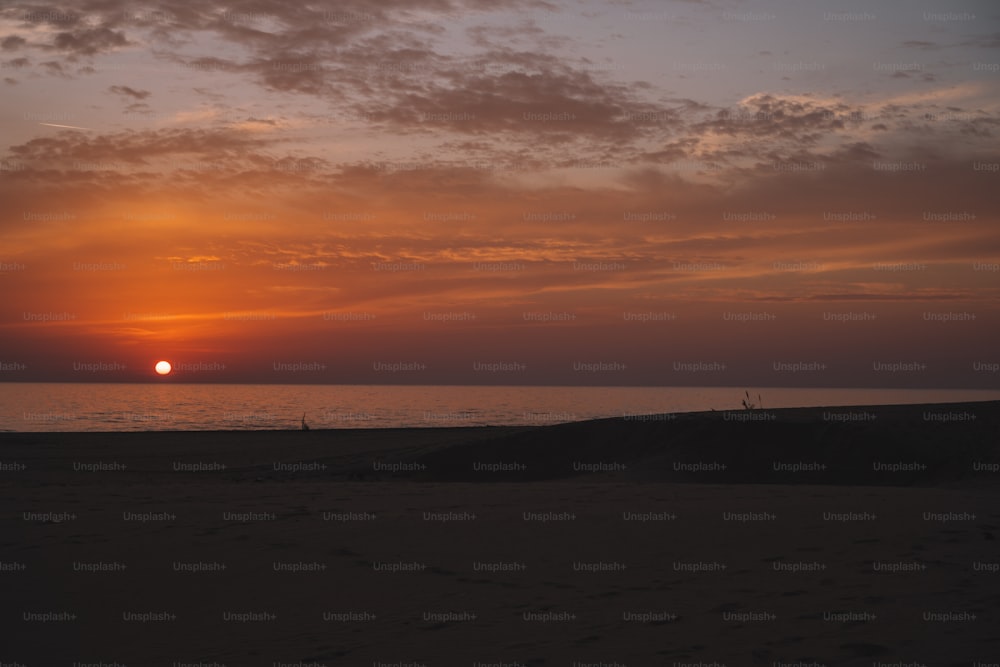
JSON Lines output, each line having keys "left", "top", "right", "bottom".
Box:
{"left": 301, "top": 413, "right": 310, "bottom": 431}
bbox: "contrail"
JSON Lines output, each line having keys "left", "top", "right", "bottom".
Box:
{"left": 38, "top": 122, "right": 93, "bottom": 130}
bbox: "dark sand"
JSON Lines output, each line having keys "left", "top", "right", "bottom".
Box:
{"left": 1, "top": 401, "right": 998, "bottom": 665}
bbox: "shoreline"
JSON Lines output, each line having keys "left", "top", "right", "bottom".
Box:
{"left": 4, "top": 397, "right": 998, "bottom": 431}
{"left": 2, "top": 400, "right": 997, "bottom": 486}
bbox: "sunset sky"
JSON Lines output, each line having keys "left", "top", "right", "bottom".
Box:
{"left": 1, "top": 0, "right": 998, "bottom": 386}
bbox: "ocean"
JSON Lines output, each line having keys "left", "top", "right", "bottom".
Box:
{"left": 1, "top": 383, "right": 998, "bottom": 431}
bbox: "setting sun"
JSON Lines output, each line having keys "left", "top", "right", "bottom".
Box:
{"left": 154, "top": 361, "right": 172, "bottom": 376}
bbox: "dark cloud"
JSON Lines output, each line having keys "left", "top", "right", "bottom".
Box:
{"left": 321, "top": 45, "right": 685, "bottom": 159}
{"left": 902, "top": 33, "right": 1000, "bottom": 51}
{"left": 51, "top": 27, "right": 130, "bottom": 56}
{"left": 1, "top": 35, "right": 27, "bottom": 50}
{"left": 6, "top": 127, "right": 285, "bottom": 166}
{"left": 109, "top": 85, "right": 151, "bottom": 99}
{"left": 804, "top": 291, "right": 972, "bottom": 302}
{"left": 466, "top": 20, "right": 569, "bottom": 50}
{"left": 40, "top": 60, "right": 66, "bottom": 75}
{"left": 3, "top": 56, "right": 30, "bottom": 68}
{"left": 901, "top": 40, "right": 939, "bottom": 50}
{"left": 966, "top": 32, "right": 1000, "bottom": 49}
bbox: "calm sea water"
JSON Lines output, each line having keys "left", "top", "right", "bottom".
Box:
{"left": 1, "top": 384, "right": 998, "bottom": 432}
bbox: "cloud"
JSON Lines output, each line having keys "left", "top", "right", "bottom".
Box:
{"left": 108, "top": 85, "right": 151, "bottom": 99}
{"left": 6, "top": 126, "right": 286, "bottom": 166}
{"left": 1, "top": 35, "right": 27, "bottom": 50}
{"left": 903, "top": 33, "right": 1000, "bottom": 51}
{"left": 50, "top": 26, "right": 130, "bottom": 56}
{"left": 40, "top": 60, "right": 66, "bottom": 75}
{"left": 901, "top": 40, "right": 940, "bottom": 51}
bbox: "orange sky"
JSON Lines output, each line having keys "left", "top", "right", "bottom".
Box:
{"left": 1, "top": 0, "right": 998, "bottom": 385}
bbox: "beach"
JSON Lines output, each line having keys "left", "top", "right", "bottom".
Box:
{"left": 2, "top": 401, "right": 998, "bottom": 665}
{"left": 5, "top": 1, "right": 1000, "bottom": 662}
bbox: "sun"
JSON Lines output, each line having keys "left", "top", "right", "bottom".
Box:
{"left": 154, "top": 360, "right": 172, "bottom": 376}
